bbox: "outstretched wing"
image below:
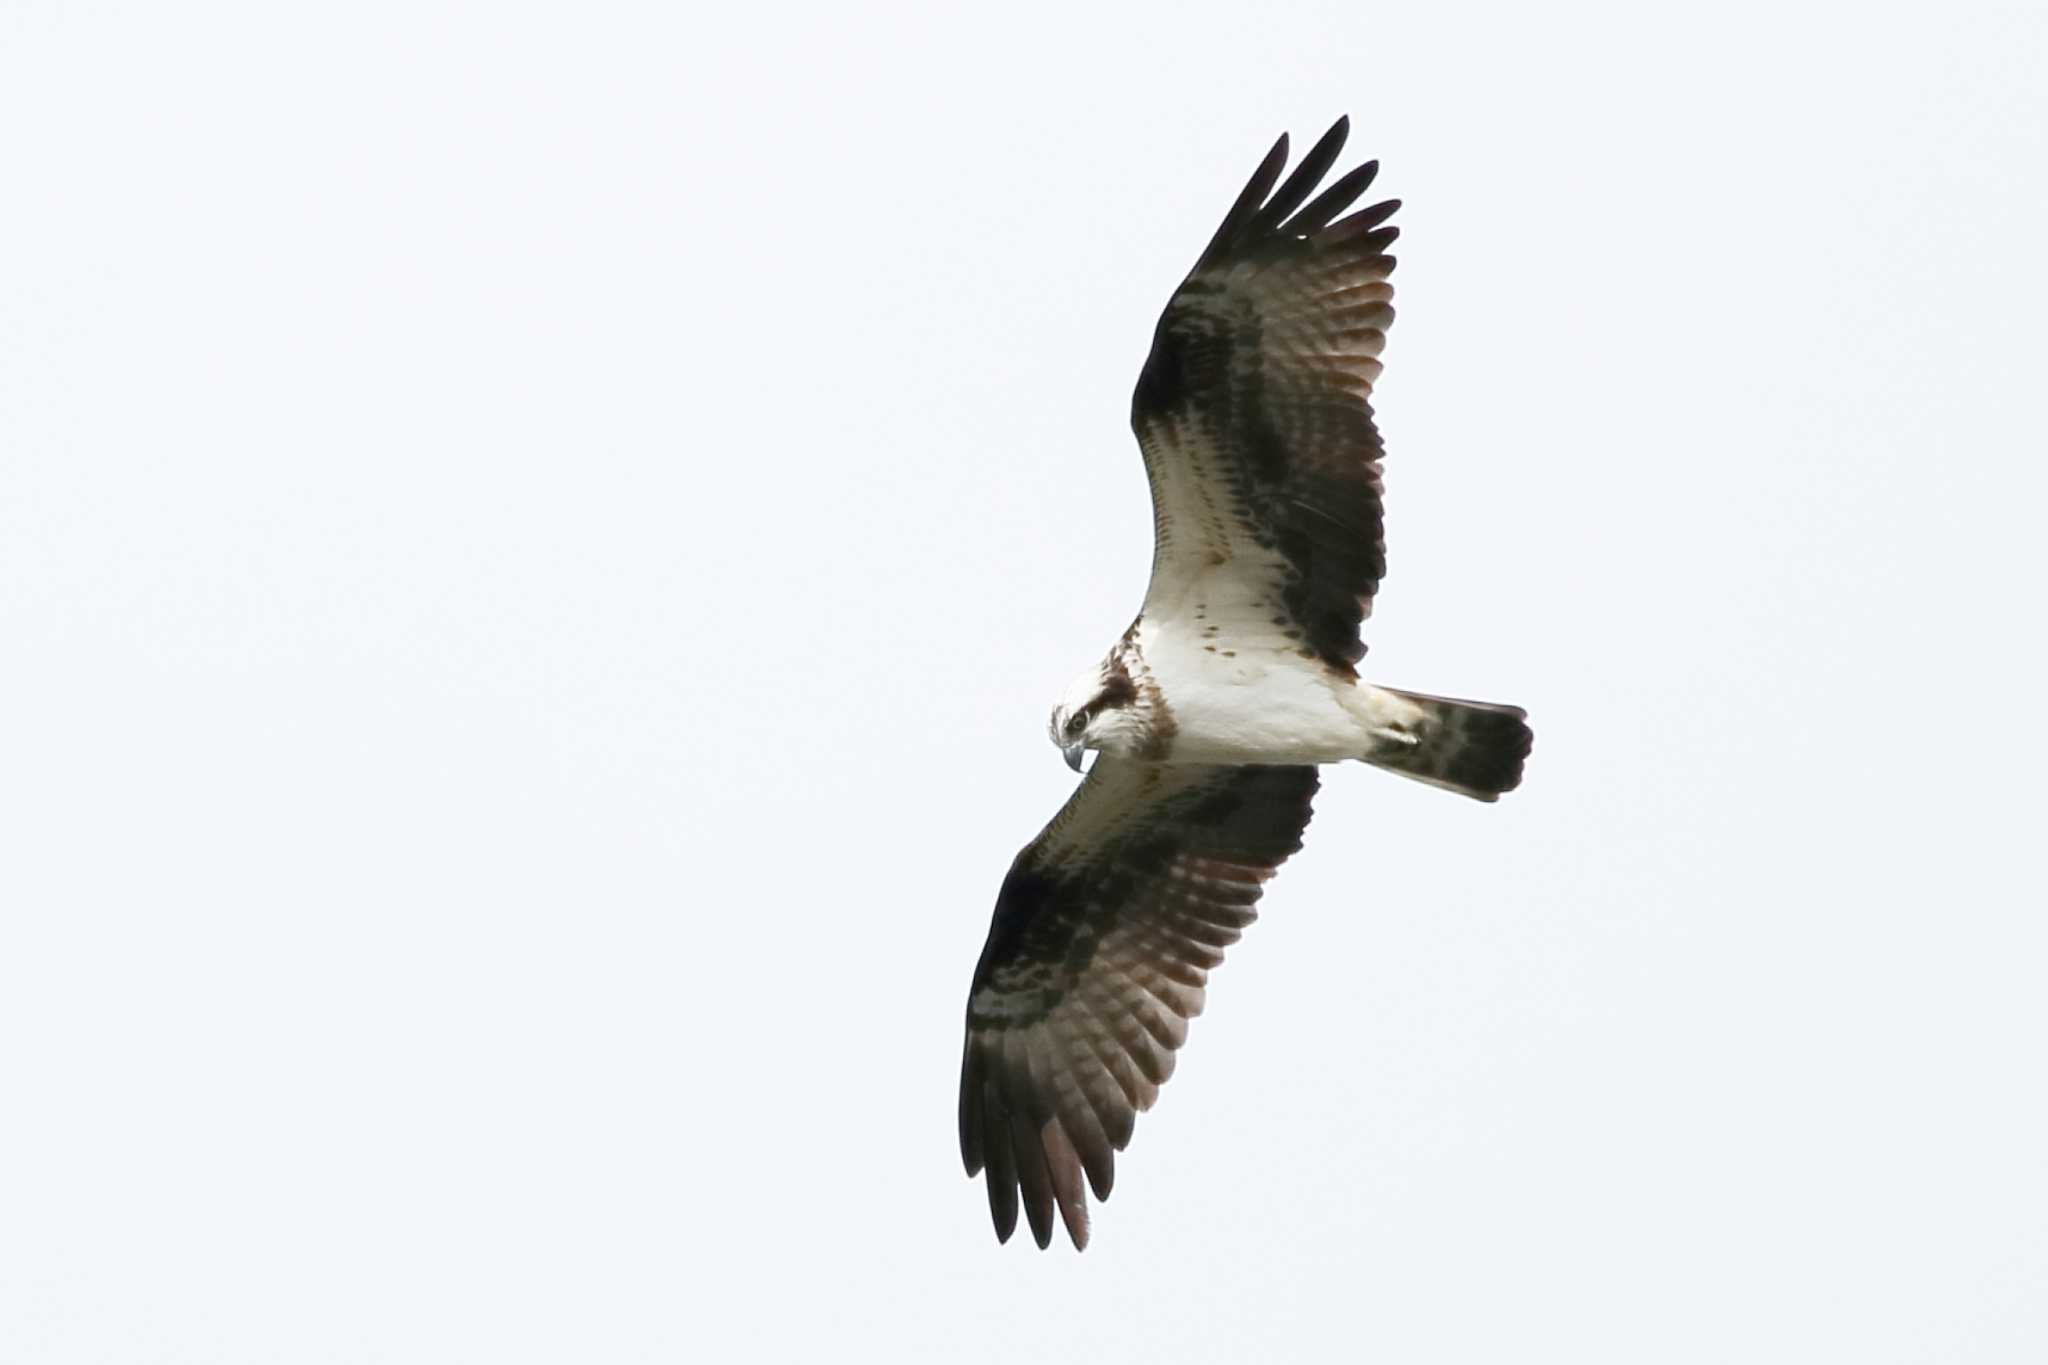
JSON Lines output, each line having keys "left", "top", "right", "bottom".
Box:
{"left": 1132, "top": 117, "right": 1399, "bottom": 674}
{"left": 959, "top": 759, "right": 1319, "bottom": 1249}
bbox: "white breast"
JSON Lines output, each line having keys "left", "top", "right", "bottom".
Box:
{"left": 1134, "top": 602, "right": 1369, "bottom": 765}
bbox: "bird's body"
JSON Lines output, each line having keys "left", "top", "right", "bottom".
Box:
{"left": 1066, "top": 616, "right": 1421, "bottom": 766}
{"left": 1132, "top": 620, "right": 1375, "bottom": 764}
{"left": 960, "top": 118, "right": 1533, "bottom": 1250}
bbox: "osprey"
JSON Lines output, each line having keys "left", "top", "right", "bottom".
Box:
{"left": 959, "top": 119, "right": 1533, "bottom": 1249}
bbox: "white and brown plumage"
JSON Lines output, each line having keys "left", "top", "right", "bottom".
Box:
{"left": 960, "top": 119, "right": 1533, "bottom": 1249}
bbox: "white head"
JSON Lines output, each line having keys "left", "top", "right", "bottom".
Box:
{"left": 1048, "top": 655, "right": 1147, "bottom": 771}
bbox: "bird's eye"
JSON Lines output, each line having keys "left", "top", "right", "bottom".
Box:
{"left": 1066, "top": 710, "right": 1089, "bottom": 736}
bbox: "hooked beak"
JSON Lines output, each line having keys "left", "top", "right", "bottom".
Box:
{"left": 1063, "top": 741, "right": 1087, "bottom": 773}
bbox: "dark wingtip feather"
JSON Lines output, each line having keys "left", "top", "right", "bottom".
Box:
{"left": 1192, "top": 131, "right": 1290, "bottom": 274}
{"left": 1082, "top": 1146, "right": 1114, "bottom": 1202}
{"left": 1246, "top": 117, "right": 1350, "bottom": 238}
{"left": 959, "top": 1046, "right": 984, "bottom": 1177}
{"left": 1011, "top": 1111, "right": 1058, "bottom": 1249}
{"left": 1279, "top": 159, "right": 1381, "bottom": 237}
{"left": 982, "top": 1083, "right": 1020, "bottom": 1242}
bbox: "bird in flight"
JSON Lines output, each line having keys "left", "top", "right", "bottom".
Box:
{"left": 958, "top": 118, "right": 1533, "bottom": 1249}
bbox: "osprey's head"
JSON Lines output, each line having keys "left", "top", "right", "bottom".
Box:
{"left": 1049, "top": 656, "right": 1146, "bottom": 772}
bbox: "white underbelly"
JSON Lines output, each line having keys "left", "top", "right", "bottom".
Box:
{"left": 1136, "top": 618, "right": 1369, "bottom": 764}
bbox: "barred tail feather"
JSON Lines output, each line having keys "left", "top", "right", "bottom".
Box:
{"left": 1366, "top": 687, "right": 1532, "bottom": 802}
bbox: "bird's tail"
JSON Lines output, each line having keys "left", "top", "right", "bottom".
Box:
{"left": 1363, "top": 687, "right": 1532, "bottom": 802}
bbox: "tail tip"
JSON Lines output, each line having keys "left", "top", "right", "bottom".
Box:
{"left": 1462, "top": 707, "right": 1533, "bottom": 799}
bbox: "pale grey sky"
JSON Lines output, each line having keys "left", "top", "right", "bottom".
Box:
{"left": 4, "top": 1, "right": 2046, "bottom": 1360}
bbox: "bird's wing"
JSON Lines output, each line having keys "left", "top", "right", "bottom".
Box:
{"left": 1131, "top": 117, "right": 1399, "bottom": 674}
{"left": 959, "top": 757, "right": 1319, "bottom": 1249}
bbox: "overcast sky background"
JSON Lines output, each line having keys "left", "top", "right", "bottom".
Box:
{"left": 5, "top": 2, "right": 2046, "bottom": 1360}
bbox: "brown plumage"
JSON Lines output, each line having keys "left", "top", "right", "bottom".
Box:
{"left": 960, "top": 761, "right": 1318, "bottom": 1248}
